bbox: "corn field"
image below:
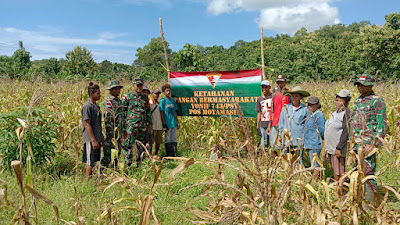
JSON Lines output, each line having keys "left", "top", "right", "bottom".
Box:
{"left": 0, "top": 78, "right": 399, "bottom": 224}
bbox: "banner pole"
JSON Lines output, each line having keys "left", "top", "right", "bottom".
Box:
{"left": 159, "top": 18, "right": 170, "bottom": 82}
{"left": 260, "top": 27, "right": 266, "bottom": 81}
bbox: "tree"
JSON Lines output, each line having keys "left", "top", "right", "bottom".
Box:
{"left": 175, "top": 43, "right": 204, "bottom": 72}
{"left": 9, "top": 41, "right": 32, "bottom": 78}
{"left": 385, "top": 10, "right": 400, "bottom": 30}
{"left": 64, "top": 46, "right": 97, "bottom": 76}
{"left": 133, "top": 37, "right": 172, "bottom": 81}
{"left": 99, "top": 60, "right": 113, "bottom": 74}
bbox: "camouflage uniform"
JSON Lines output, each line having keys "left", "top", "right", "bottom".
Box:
{"left": 102, "top": 80, "right": 124, "bottom": 167}
{"left": 350, "top": 75, "right": 387, "bottom": 189}
{"left": 121, "top": 79, "right": 152, "bottom": 166}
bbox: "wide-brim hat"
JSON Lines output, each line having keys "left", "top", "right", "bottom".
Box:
{"left": 354, "top": 74, "right": 374, "bottom": 86}
{"left": 106, "top": 80, "right": 124, "bottom": 90}
{"left": 284, "top": 86, "right": 310, "bottom": 97}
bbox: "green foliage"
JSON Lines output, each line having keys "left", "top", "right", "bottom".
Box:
{"left": 64, "top": 46, "right": 97, "bottom": 77}
{"left": 0, "top": 107, "right": 59, "bottom": 169}
{"left": 385, "top": 10, "right": 400, "bottom": 30}
{"left": 175, "top": 43, "right": 204, "bottom": 72}
{"left": 12, "top": 41, "right": 32, "bottom": 76}
{"left": 133, "top": 37, "right": 171, "bottom": 81}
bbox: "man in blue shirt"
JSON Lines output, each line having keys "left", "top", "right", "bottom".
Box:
{"left": 159, "top": 83, "right": 180, "bottom": 157}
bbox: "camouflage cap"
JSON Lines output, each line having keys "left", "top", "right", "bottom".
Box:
{"left": 133, "top": 78, "right": 144, "bottom": 85}
{"left": 106, "top": 80, "right": 123, "bottom": 90}
{"left": 354, "top": 74, "right": 374, "bottom": 86}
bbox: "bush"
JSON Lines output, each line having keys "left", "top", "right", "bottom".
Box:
{"left": 0, "top": 106, "right": 59, "bottom": 169}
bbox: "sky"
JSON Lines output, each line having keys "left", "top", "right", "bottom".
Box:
{"left": 0, "top": 0, "right": 398, "bottom": 65}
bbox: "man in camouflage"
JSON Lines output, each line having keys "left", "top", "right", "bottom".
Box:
{"left": 121, "top": 78, "right": 152, "bottom": 166}
{"left": 350, "top": 74, "right": 387, "bottom": 204}
{"left": 102, "top": 80, "right": 124, "bottom": 167}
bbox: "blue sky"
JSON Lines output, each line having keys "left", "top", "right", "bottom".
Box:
{"left": 0, "top": 0, "right": 398, "bottom": 65}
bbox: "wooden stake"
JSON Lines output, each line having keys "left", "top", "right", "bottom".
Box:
{"left": 260, "top": 27, "right": 266, "bottom": 80}
{"left": 159, "top": 18, "right": 170, "bottom": 82}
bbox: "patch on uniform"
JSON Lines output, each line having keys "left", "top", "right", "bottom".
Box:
{"left": 106, "top": 101, "right": 112, "bottom": 107}
{"left": 359, "top": 75, "right": 366, "bottom": 81}
{"left": 278, "top": 75, "right": 282, "bottom": 79}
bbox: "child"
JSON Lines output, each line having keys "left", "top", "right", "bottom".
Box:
{"left": 81, "top": 82, "right": 104, "bottom": 178}
{"left": 304, "top": 96, "right": 326, "bottom": 179}
{"left": 325, "top": 89, "right": 351, "bottom": 186}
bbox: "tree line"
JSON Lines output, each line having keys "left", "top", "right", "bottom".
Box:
{"left": 1, "top": 11, "right": 399, "bottom": 82}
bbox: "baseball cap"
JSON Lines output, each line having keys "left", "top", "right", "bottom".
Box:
{"left": 143, "top": 84, "right": 150, "bottom": 92}
{"left": 261, "top": 80, "right": 270, "bottom": 86}
{"left": 354, "top": 74, "right": 374, "bottom": 86}
{"left": 151, "top": 88, "right": 161, "bottom": 94}
{"left": 276, "top": 74, "right": 287, "bottom": 82}
{"left": 336, "top": 89, "right": 351, "bottom": 98}
{"left": 307, "top": 96, "right": 320, "bottom": 105}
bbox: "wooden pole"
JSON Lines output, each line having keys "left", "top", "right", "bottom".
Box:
{"left": 159, "top": 18, "right": 170, "bottom": 82}
{"left": 260, "top": 27, "right": 266, "bottom": 81}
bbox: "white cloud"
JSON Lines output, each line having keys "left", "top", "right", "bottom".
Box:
{"left": 207, "top": 0, "right": 340, "bottom": 34}
{"left": 0, "top": 27, "right": 139, "bottom": 64}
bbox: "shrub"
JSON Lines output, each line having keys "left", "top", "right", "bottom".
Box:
{"left": 0, "top": 106, "right": 58, "bottom": 169}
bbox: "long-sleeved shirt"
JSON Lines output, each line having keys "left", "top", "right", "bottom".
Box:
{"left": 350, "top": 91, "right": 387, "bottom": 149}
{"left": 278, "top": 103, "right": 308, "bottom": 147}
{"left": 304, "top": 109, "right": 326, "bottom": 150}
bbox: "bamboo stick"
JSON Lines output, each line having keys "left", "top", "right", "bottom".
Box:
{"left": 260, "top": 27, "right": 266, "bottom": 80}
{"left": 159, "top": 18, "right": 170, "bottom": 82}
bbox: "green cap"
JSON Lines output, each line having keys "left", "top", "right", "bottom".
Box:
{"left": 354, "top": 74, "right": 374, "bottom": 86}
{"left": 106, "top": 80, "right": 123, "bottom": 90}
{"left": 133, "top": 78, "right": 144, "bottom": 85}
{"left": 284, "top": 86, "right": 310, "bottom": 97}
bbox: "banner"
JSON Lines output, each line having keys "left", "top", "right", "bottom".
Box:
{"left": 170, "top": 69, "right": 261, "bottom": 118}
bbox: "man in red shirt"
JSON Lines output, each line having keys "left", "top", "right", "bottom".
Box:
{"left": 270, "top": 74, "right": 290, "bottom": 150}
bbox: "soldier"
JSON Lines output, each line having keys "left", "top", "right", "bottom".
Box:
{"left": 121, "top": 78, "right": 152, "bottom": 167}
{"left": 350, "top": 74, "right": 387, "bottom": 205}
{"left": 102, "top": 80, "right": 124, "bottom": 168}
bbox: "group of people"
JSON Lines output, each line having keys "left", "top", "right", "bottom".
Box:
{"left": 81, "top": 78, "right": 179, "bottom": 177}
{"left": 255, "top": 74, "right": 386, "bottom": 198}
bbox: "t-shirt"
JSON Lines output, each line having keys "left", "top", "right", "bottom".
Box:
{"left": 271, "top": 92, "right": 290, "bottom": 126}
{"left": 150, "top": 99, "right": 163, "bottom": 130}
{"left": 81, "top": 99, "right": 103, "bottom": 143}
{"left": 255, "top": 94, "right": 273, "bottom": 128}
{"left": 159, "top": 97, "right": 178, "bottom": 129}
